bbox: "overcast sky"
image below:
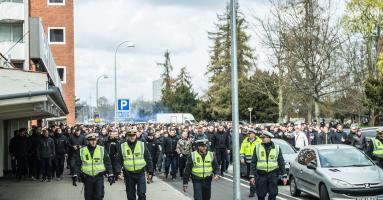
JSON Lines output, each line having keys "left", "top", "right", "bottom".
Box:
{"left": 73, "top": 0, "right": 343, "bottom": 106}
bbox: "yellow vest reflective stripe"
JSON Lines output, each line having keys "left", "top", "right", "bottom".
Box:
{"left": 80, "top": 145, "right": 106, "bottom": 176}
{"left": 372, "top": 139, "right": 383, "bottom": 158}
{"left": 240, "top": 137, "right": 262, "bottom": 163}
{"left": 191, "top": 151, "right": 213, "bottom": 178}
{"left": 256, "top": 144, "right": 279, "bottom": 172}
{"left": 121, "top": 141, "right": 147, "bottom": 172}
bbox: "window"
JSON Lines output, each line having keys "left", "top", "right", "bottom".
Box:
{"left": 0, "top": 23, "right": 23, "bottom": 43}
{"left": 12, "top": 61, "right": 24, "bottom": 69}
{"left": 48, "top": 27, "right": 65, "bottom": 44}
{"left": 57, "top": 66, "right": 66, "bottom": 83}
{"left": 297, "top": 149, "right": 317, "bottom": 166}
{"left": 48, "top": 0, "right": 65, "bottom": 5}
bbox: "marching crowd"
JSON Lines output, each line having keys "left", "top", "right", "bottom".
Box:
{"left": 7, "top": 121, "right": 383, "bottom": 200}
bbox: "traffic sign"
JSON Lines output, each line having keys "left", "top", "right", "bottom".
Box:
{"left": 118, "top": 99, "right": 130, "bottom": 111}
{"left": 118, "top": 112, "right": 129, "bottom": 119}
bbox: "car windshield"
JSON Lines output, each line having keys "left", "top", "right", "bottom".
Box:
{"left": 318, "top": 148, "right": 374, "bottom": 168}
{"left": 272, "top": 140, "right": 296, "bottom": 154}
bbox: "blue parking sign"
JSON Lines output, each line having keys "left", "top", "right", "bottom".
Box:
{"left": 118, "top": 99, "right": 130, "bottom": 111}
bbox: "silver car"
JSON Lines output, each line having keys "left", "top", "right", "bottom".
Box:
{"left": 289, "top": 145, "right": 383, "bottom": 200}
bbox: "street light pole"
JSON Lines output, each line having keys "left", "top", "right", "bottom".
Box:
{"left": 230, "top": 0, "right": 241, "bottom": 199}
{"left": 248, "top": 107, "right": 253, "bottom": 124}
{"left": 96, "top": 74, "right": 108, "bottom": 111}
{"left": 114, "top": 41, "right": 135, "bottom": 126}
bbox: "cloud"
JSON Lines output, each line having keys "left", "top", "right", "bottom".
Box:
{"left": 74, "top": 0, "right": 273, "bottom": 105}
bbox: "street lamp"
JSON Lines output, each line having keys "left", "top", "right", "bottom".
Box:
{"left": 248, "top": 107, "right": 253, "bottom": 124}
{"left": 96, "top": 74, "right": 108, "bottom": 110}
{"left": 114, "top": 41, "right": 135, "bottom": 125}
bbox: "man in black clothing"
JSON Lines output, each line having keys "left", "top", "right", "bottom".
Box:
{"left": 9, "top": 130, "right": 18, "bottom": 177}
{"left": 54, "top": 128, "right": 68, "bottom": 180}
{"left": 14, "top": 128, "right": 30, "bottom": 180}
{"left": 163, "top": 128, "right": 179, "bottom": 179}
{"left": 104, "top": 129, "right": 120, "bottom": 176}
{"left": 211, "top": 125, "right": 231, "bottom": 176}
{"left": 37, "top": 129, "right": 55, "bottom": 182}
{"left": 28, "top": 127, "right": 41, "bottom": 180}
{"left": 183, "top": 139, "right": 220, "bottom": 200}
{"left": 145, "top": 132, "right": 160, "bottom": 181}
{"left": 69, "top": 128, "right": 86, "bottom": 175}
{"left": 250, "top": 131, "right": 287, "bottom": 199}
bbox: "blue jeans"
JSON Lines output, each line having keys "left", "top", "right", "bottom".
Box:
{"left": 124, "top": 172, "right": 146, "bottom": 200}
{"left": 164, "top": 155, "right": 179, "bottom": 177}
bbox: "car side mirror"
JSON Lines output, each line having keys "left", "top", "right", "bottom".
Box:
{"left": 307, "top": 160, "right": 317, "bottom": 170}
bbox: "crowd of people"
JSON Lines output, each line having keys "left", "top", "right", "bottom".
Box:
{"left": 7, "top": 121, "right": 383, "bottom": 192}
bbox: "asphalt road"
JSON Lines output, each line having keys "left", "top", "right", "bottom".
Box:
{"left": 156, "top": 171, "right": 318, "bottom": 200}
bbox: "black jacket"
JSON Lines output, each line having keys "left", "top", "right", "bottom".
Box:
{"left": 250, "top": 142, "right": 286, "bottom": 179}
{"left": 163, "top": 135, "right": 179, "bottom": 156}
{"left": 104, "top": 138, "right": 120, "bottom": 159}
{"left": 73, "top": 145, "right": 113, "bottom": 176}
{"left": 211, "top": 131, "right": 231, "bottom": 150}
{"left": 350, "top": 134, "right": 367, "bottom": 151}
{"left": 183, "top": 151, "right": 219, "bottom": 185}
{"left": 68, "top": 134, "right": 86, "bottom": 155}
{"left": 145, "top": 138, "right": 160, "bottom": 163}
{"left": 115, "top": 140, "right": 153, "bottom": 175}
{"left": 28, "top": 133, "right": 41, "bottom": 156}
{"left": 37, "top": 137, "right": 55, "bottom": 159}
{"left": 54, "top": 134, "right": 68, "bottom": 155}
{"left": 14, "top": 135, "right": 30, "bottom": 158}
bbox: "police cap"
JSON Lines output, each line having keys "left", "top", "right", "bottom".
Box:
{"left": 85, "top": 133, "right": 98, "bottom": 140}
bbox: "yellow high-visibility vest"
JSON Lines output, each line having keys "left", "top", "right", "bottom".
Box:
{"left": 240, "top": 137, "right": 262, "bottom": 163}
{"left": 80, "top": 145, "right": 106, "bottom": 176}
{"left": 191, "top": 151, "right": 214, "bottom": 178}
{"left": 256, "top": 144, "right": 279, "bottom": 172}
{"left": 121, "top": 141, "right": 147, "bottom": 172}
{"left": 372, "top": 139, "right": 383, "bottom": 159}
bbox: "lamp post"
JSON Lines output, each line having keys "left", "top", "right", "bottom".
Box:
{"left": 114, "top": 41, "right": 135, "bottom": 125}
{"left": 96, "top": 74, "right": 108, "bottom": 110}
{"left": 248, "top": 107, "right": 253, "bottom": 124}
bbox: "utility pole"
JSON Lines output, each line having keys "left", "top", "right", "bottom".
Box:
{"left": 230, "top": 0, "right": 241, "bottom": 199}
{"left": 248, "top": 107, "right": 253, "bottom": 124}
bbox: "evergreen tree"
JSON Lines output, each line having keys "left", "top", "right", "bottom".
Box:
{"left": 171, "top": 67, "right": 198, "bottom": 113}
{"left": 157, "top": 50, "right": 175, "bottom": 111}
{"left": 206, "top": 4, "right": 254, "bottom": 120}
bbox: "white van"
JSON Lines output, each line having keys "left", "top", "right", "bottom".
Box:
{"left": 156, "top": 113, "right": 197, "bottom": 124}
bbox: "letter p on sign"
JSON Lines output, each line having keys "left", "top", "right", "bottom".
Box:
{"left": 118, "top": 99, "right": 130, "bottom": 111}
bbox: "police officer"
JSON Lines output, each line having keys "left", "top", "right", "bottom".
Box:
{"left": 73, "top": 133, "right": 115, "bottom": 200}
{"left": 240, "top": 128, "right": 262, "bottom": 197}
{"left": 115, "top": 128, "right": 153, "bottom": 200}
{"left": 183, "top": 139, "right": 219, "bottom": 200}
{"left": 367, "top": 128, "right": 383, "bottom": 168}
{"left": 250, "top": 131, "right": 287, "bottom": 200}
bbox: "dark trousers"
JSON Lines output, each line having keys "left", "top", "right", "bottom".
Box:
{"left": 215, "top": 149, "right": 227, "bottom": 175}
{"left": 16, "top": 156, "right": 28, "bottom": 178}
{"left": 124, "top": 172, "right": 146, "bottom": 200}
{"left": 70, "top": 153, "right": 80, "bottom": 175}
{"left": 179, "top": 155, "right": 187, "bottom": 178}
{"left": 165, "top": 155, "right": 178, "bottom": 177}
{"left": 11, "top": 157, "right": 17, "bottom": 176}
{"left": 256, "top": 172, "right": 279, "bottom": 200}
{"left": 192, "top": 178, "right": 212, "bottom": 200}
{"left": 29, "top": 154, "right": 40, "bottom": 178}
{"left": 40, "top": 157, "right": 52, "bottom": 179}
{"left": 246, "top": 163, "right": 256, "bottom": 194}
{"left": 84, "top": 175, "right": 104, "bottom": 200}
{"left": 54, "top": 154, "right": 65, "bottom": 178}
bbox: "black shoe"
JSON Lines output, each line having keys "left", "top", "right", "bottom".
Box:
{"left": 248, "top": 193, "right": 255, "bottom": 198}
{"left": 165, "top": 174, "right": 168, "bottom": 179}
{"left": 41, "top": 178, "right": 46, "bottom": 182}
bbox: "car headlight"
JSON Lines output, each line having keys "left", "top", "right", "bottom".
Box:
{"left": 332, "top": 179, "right": 353, "bottom": 188}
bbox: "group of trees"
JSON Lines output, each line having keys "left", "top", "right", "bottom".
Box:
{"left": 157, "top": 0, "right": 383, "bottom": 125}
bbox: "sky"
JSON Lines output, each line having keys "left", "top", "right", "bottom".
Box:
{"left": 73, "top": 0, "right": 343, "bottom": 106}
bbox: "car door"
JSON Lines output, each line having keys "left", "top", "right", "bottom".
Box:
{"left": 300, "top": 149, "right": 319, "bottom": 195}
{"left": 294, "top": 149, "right": 311, "bottom": 192}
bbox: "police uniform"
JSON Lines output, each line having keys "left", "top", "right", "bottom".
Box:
{"left": 115, "top": 128, "right": 153, "bottom": 200}
{"left": 250, "top": 131, "right": 286, "bottom": 200}
{"left": 240, "top": 128, "right": 262, "bottom": 197}
{"left": 73, "top": 133, "right": 114, "bottom": 200}
{"left": 183, "top": 139, "right": 219, "bottom": 200}
{"left": 367, "top": 129, "right": 383, "bottom": 168}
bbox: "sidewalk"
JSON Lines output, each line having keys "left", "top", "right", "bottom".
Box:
{"left": 0, "top": 176, "right": 190, "bottom": 200}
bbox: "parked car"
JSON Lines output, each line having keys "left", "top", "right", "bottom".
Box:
{"left": 289, "top": 144, "right": 383, "bottom": 200}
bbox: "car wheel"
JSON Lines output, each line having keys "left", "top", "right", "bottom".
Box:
{"left": 290, "top": 176, "right": 301, "bottom": 197}
{"left": 319, "top": 184, "right": 330, "bottom": 200}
